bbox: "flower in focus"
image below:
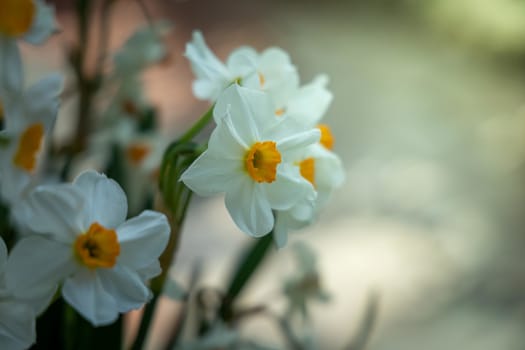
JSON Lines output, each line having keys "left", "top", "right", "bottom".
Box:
{"left": 0, "top": 0, "right": 56, "bottom": 92}
{"left": 273, "top": 143, "right": 345, "bottom": 248}
{"left": 284, "top": 74, "right": 333, "bottom": 126}
{"left": 0, "top": 74, "right": 62, "bottom": 207}
{"left": 181, "top": 84, "right": 319, "bottom": 237}
{"left": 6, "top": 170, "right": 170, "bottom": 326}
{"left": 185, "top": 30, "right": 299, "bottom": 104}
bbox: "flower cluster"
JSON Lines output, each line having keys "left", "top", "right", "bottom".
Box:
{"left": 0, "top": 3, "right": 344, "bottom": 348}
{"left": 182, "top": 31, "right": 345, "bottom": 247}
{"left": 0, "top": 3, "right": 171, "bottom": 348}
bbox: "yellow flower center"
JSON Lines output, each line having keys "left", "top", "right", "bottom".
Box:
{"left": 126, "top": 142, "right": 150, "bottom": 166}
{"left": 299, "top": 157, "right": 316, "bottom": 187}
{"left": 12, "top": 122, "right": 44, "bottom": 173}
{"left": 244, "top": 141, "right": 281, "bottom": 183}
{"left": 275, "top": 108, "right": 285, "bottom": 116}
{"left": 317, "top": 124, "right": 334, "bottom": 150}
{"left": 258, "top": 72, "right": 265, "bottom": 87}
{"left": 75, "top": 222, "right": 120, "bottom": 269}
{"left": 0, "top": 0, "right": 35, "bottom": 37}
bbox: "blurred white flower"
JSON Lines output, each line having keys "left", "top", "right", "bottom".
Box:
{"left": 284, "top": 75, "right": 333, "bottom": 127}
{"left": 0, "top": 74, "right": 62, "bottom": 207}
{"left": 181, "top": 85, "right": 319, "bottom": 237}
{"left": 6, "top": 170, "right": 170, "bottom": 326}
{"left": 0, "top": 0, "right": 56, "bottom": 93}
{"left": 185, "top": 30, "right": 299, "bottom": 104}
{"left": 113, "top": 22, "right": 172, "bottom": 76}
{"left": 0, "top": 238, "right": 37, "bottom": 350}
{"left": 283, "top": 242, "right": 329, "bottom": 319}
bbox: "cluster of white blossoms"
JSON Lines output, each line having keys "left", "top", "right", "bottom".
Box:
{"left": 182, "top": 31, "right": 345, "bottom": 247}
{"left": 0, "top": 2, "right": 171, "bottom": 348}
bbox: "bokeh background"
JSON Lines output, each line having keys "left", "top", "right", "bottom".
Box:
{"left": 28, "top": 0, "right": 525, "bottom": 348}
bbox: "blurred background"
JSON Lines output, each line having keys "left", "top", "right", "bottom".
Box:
{"left": 29, "top": 0, "right": 525, "bottom": 348}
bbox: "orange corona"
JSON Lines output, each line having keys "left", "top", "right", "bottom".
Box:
{"left": 75, "top": 222, "right": 120, "bottom": 269}
{"left": 244, "top": 141, "right": 281, "bottom": 183}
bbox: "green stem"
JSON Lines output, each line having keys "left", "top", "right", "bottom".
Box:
{"left": 218, "top": 234, "right": 274, "bottom": 322}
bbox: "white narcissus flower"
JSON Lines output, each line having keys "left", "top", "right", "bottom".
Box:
{"left": 181, "top": 85, "right": 319, "bottom": 237}
{"left": 273, "top": 144, "right": 345, "bottom": 248}
{"left": 0, "top": 73, "right": 62, "bottom": 207}
{"left": 6, "top": 170, "right": 170, "bottom": 326}
{"left": 113, "top": 21, "right": 172, "bottom": 77}
{"left": 0, "top": 238, "right": 37, "bottom": 350}
{"left": 0, "top": 0, "right": 56, "bottom": 93}
{"left": 185, "top": 30, "right": 299, "bottom": 103}
{"left": 284, "top": 74, "right": 333, "bottom": 126}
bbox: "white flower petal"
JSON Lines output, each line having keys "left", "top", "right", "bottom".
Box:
{"left": 24, "top": 0, "right": 56, "bottom": 45}
{"left": 98, "top": 265, "right": 152, "bottom": 312}
{"left": 74, "top": 170, "right": 128, "bottom": 230}
{"left": 213, "top": 85, "right": 265, "bottom": 143}
{"left": 135, "top": 261, "right": 161, "bottom": 282}
{"left": 0, "top": 37, "right": 23, "bottom": 94}
{"left": 117, "top": 210, "right": 170, "bottom": 270}
{"left": 0, "top": 300, "right": 35, "bottom": 350}
{"left": 62, "top": 269, "right": 118, "bottom": 327}
{"left": 226, "top": 46, "right": 258, "bottom": 77}
{"left": 113, "top": 22, "right": 171, "bottom": 73}
{"left": 225, "top": 179, "right": 273, "bottom": 237}
{"left": 24, "top": 73, "right": 62, "bottom": 129}
{"left": 207, "top": 115, "right": 247, "bottom": 158}
{"left": 273, "top": 213, "right": 289, "bottom": 249}
{"left": 24, "top": 184, "right": 84, "bottom": 241}
{"left": 286, "top": 75, "right": 333, "bottom": 126}
{"left": 263, "top": 164, "right": 315, "bottom": 211}
{"left": 277, "top": 128, "right": 320, "bottom": 155}
{"left": 6, "top": 237, "right": 74, "bottom": 299}
{"left": 185, "top": 31, "right": 231, "bottom": 100}
{"left": 250, "top": 47, "right": 299, "bottom": 107}
{"left": 180, "top": 153, "right": 241, "bottom": 197}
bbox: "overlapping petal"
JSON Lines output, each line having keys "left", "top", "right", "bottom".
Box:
{"left": 74, "top": 170, "right": 128, "bottom": 230}
{"left": 62, "top": 269, "right": 118, "bottom": 327}
{"left": 98, "top": 265, "right": 152, "bottom": 312}
{"left": 263, "top": 163, "right": 315, "bottom": 211}
{"left": 0, "top": 301, "right": 35, "bottom": 350}
{"left": 0, "top": 36, "right": 22, "bottom": 94}
{"left": 24, "top": 0, "right": 56, "bottom": 45}
{"left": 117, "top": 210, "right": 170, "bottom": 270}
{"left": 6, "top": 237, "right": 74, "bottom": 296}
{"left": 225, "top": 179, "right": 273, "bottom": 236}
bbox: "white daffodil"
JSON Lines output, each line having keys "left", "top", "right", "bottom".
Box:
{"left": 0, "top": 73, "right": 62, "bottom": 207}
{"left": 113, "top": 21, "right": 171, "bottom": 77}
{"left": 6, "top": 170, "right": 170, "bottom": 326}
{"left": 0, "top": 238, "right": 36, "bottom": 350}
{"left": 0, "top": 236, "right": 55, "bottom": 350}
{"left": 273, "top": 143, "right": 345, "bottom": 248}
{"left": 185, "top": 30, "right": 299, "bottom": 104}
{"left": 283, "top": 75, "right": 333, "bottom": 127}
{"left": 181, "top": 85, "right": 319, "bottom": 237}
{"left": 0, "top": 0, "right": 56, "bottom": 93}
